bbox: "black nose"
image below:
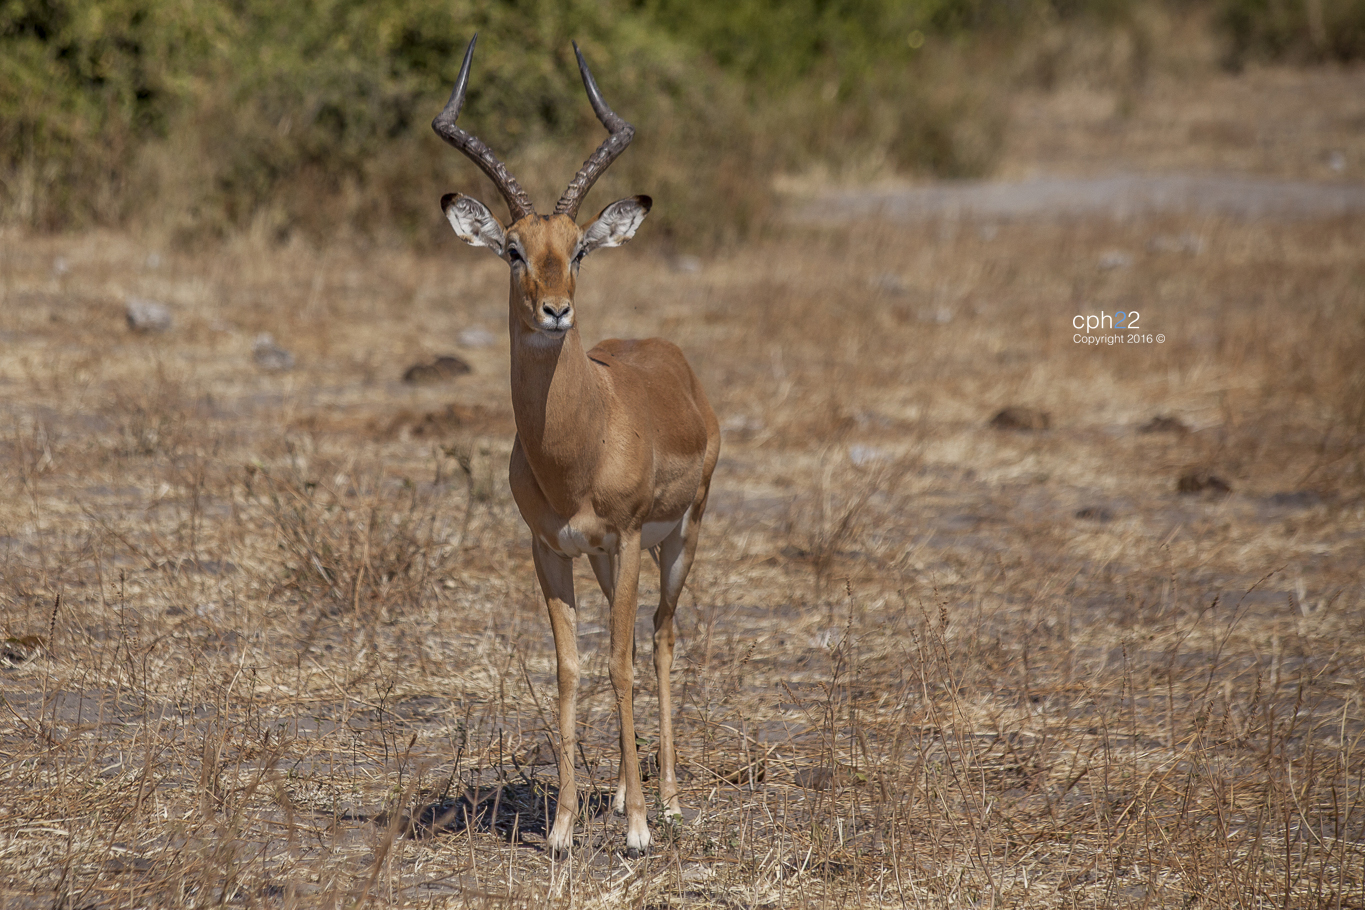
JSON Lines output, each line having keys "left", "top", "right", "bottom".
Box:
{"left": 542, "top": 302, "right": 571, "bottom": 319}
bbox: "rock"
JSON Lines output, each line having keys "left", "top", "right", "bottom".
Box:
{"left": 252, "top": 333, "right": 295, "bottom": 372}
{"left": 126, "top": 297, "right": 173, "bottom": 333}
{"left": 1177, "top": 470, "right": 1231, "bottom": 495}
{"left": 848, "top": 444, "right": 891, "bottom": 467}
{"left": 671, "top": 255, "right": 702, "bottom": 274}
{"left": 917, "top": 306, "right": 954, "bottom": 324}
{"left": 1098, "top": 250, "right": 1133, "bottom": 270}
{"left": 1139, "top": 415, "right": 1190, "bottom": 434}
{"left": 721, "top": 414, "right": 764, "bottom": 439}
{"left": 990, "top": 406, "right": 1051, "bottom": 431}
{"left": 1148, "top": 233, "right": 1203, "bottom": 255}
{"left": 402, "top": 355, "right": 472, "bottom": 384}
{"left": 1265, "top": 490, "right": 1322, "bottom": 509}
{"left": 871, "top": 272, "right": 908, "bottom": 295}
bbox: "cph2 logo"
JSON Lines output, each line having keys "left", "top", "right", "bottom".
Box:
{"left": 1074, "top": 310, "right": 1140, "bottom": 333}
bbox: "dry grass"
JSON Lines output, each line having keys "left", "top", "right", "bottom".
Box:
{"left": 2, "top": 64, "right": 1365, "bottom": 909}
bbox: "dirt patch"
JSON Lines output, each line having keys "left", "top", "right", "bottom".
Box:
{"left": 802, "top": 171, "right": 1365, "bottom": 223}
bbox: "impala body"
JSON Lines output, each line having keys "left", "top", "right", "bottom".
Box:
{"left": 433, "top": 37, "right": 719, "bottom": 858}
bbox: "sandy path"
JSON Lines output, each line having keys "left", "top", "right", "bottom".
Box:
{"left": 800, "top": 172, "right": 1365, "bottom": 222}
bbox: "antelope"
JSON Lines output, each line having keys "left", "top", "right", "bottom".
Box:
{"left": 432, "top": 36, "right": 720, "bottom": 858}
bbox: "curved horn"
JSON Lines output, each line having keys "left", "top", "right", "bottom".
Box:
{"left": 432, "top": 35, "right": 535, "bottom": 222}
{"left": 553, "top": 42, "right": 636, "bottom": 220}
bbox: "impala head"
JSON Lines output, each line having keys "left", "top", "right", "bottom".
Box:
{"left": 434, "top": 36, "right": 651, "bottom": 339}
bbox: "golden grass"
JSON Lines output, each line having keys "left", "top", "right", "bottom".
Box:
{"left": 2, "top": 63, "right": 1364, "bottom": 908}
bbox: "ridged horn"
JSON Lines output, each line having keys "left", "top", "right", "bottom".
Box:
{"left": 432, "top": 35, "right": 536, "bottom": 222}
{"left": 553, "top": 42, "right": 636, "bottom": 220}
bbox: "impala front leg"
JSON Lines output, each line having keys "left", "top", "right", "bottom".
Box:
{"left": 608, "top": 532, "right": 650, "bottom": 856}
{"left": 532, "top": 537, "right": 580, "bottom": 859}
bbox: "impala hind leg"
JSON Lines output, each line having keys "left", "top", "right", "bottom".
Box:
{"left": 533, "top": 538, "right": 580, "bottom": 859}
{"left": 655, "top": 500, "right": 707, "bottom": 822}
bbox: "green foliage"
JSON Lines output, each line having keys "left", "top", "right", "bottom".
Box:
{"left": 1, "top": 0, "right": 771, "bottom": 244}
{"left": 0, "top": 0, "right": 1182, "bottom": 245}
{"left": 1220, "top": 0, "right": 1365, "bottom": 63}
{"left": 0, "top": 0, "right": 233, "bottom": 224}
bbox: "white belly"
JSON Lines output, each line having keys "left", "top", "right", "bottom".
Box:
{"left": 547, "top": 507, "right": 688, "bottom": 558}
{"left": 642, "top": 507, "right": 689, "bottom": 550}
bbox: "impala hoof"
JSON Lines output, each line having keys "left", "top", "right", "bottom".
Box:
{"left": 624, "top": 828, "right": 651, "bottom": 858}
{"left": 546, "top": 824, "right": 574, "bottom": 861}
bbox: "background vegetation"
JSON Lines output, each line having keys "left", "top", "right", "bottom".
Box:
{"left": 5, "top": 0, "right": 1359, "bottom": 247}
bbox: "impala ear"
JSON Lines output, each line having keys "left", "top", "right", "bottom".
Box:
{"left": 442, "top": 193, "right": 506, "bottom": 254}
{"left": 582, "top": 195, "right": 651, "bottom": 253}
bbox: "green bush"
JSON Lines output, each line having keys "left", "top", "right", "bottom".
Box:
{"left": 0, "top": 0, "right": 1157, "bottom": 246}
{"left": 1221, "top": 0, "right": 1365, "bottom": 63}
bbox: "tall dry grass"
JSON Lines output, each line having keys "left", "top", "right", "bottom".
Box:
{"left": 1, "top": 176, "right": 1362, "bottom": 906}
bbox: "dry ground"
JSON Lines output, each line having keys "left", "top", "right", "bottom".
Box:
{"left": 2, "top": 61, "right": 1365, "bottom": 909}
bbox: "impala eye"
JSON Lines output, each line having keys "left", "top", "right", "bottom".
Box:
{"left": 572, "top": 248, "right": 586, "bottom": 266}
{"left": 507, "top": 246, "right": 524, "bottom": 265}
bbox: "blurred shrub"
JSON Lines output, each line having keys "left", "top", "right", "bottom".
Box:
{"left": 0, "top": 0, "right": 233, "bottom": 227}
{"left": 2, "top": 0, "right": 773, "bottom": 246}
{"left": 1221, "top": 0, "right": 1365, "bottom": 63}
{"left": 0, "top": 0, "right": 1205, "bottom": 247}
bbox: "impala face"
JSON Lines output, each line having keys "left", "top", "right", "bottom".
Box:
{"left": 441, "top": 193, "right": 652, "bottom": 341}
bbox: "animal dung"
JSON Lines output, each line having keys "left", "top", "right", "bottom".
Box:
{"left": 1177, "top": 470, "right": 1231, "bottom": 495}
{"left": 1139, "top": 415, "right": 1190, "bottom": 434}
{"left": 990, "top": 406, "right": 1051, "bottom": 431}
{"left": 402, "top": 355, "right": 472, "bottom": 384}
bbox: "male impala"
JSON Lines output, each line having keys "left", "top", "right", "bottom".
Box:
{"left": 432, "top": 36, "right": 720, "bottom": 858}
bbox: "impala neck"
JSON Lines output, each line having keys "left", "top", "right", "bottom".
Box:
{"left": 509, "top": 315, "right": 608, "bottom": 506}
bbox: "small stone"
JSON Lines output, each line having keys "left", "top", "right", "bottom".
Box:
{"left": 402, "top": 355, "right": 471, "bottom": 384}
{"left": 253, "top": 333, "right": 295, "bottom": 372}
{"left": 52, "top": 257, "right": 70, "bottom": 277}
{"left": 721, "top": 414, "right": 764, "bottom": 438}
{"left": 671, "top": 255, "right": 702, "bottom": 274}
{"left": 1148, "top": 233, "right": 1203, "bottom": 255}
{"left": 1265, "top": 490, "right": 1321, "bottom": 509}
{"left": 871, "top": 272, "right": 908, "bottom": 294}
{"left": 126, "top": 297, "right": 173, "bottom": 333}
{"left": 990, "top": 406, "right": 1051, "bottom": 431}
{"left": 457, "top": 327, "right": 498, "bottom": 348}
{"left": 1098, "top": 250, "right": 1133, "bottom": 270}
{"left": 1177, "top": 470, "right": 1231, "bottom": 495}
{"left": 848, "top": 444, "right": 890, "bottom": 467}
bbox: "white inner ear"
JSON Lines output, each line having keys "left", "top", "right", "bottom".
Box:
{"left": 444, "top": 194, "right": 505, "bottom": 254}
{"left": 582, "top": 197, "right": 649, "bottom": 253}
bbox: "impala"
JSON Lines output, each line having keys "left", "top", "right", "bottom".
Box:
{"left": 432, "top": 36, "right": 720, "bottom": 858}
